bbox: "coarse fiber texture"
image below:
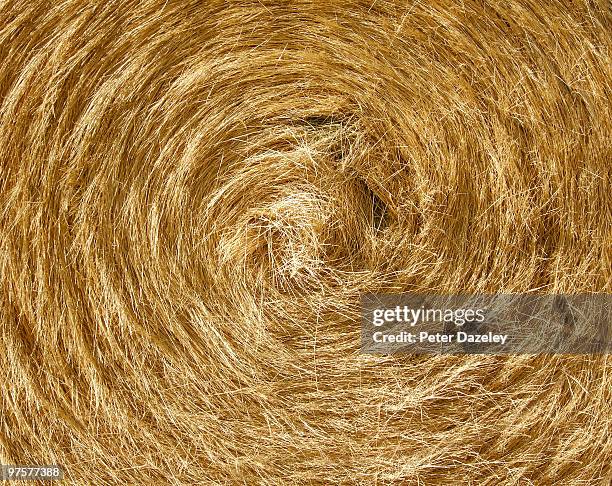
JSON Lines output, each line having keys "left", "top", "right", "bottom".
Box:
{"left": 1, "top": 1, "right": 611, "bottom": 484}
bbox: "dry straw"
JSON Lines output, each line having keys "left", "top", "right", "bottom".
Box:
{"left": 1, "top": 0, "right": 611, "bottom": 484}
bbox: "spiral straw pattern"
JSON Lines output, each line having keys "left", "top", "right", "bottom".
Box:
{"left": 1, "top": 1, "right": 611, "bottom": 484}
